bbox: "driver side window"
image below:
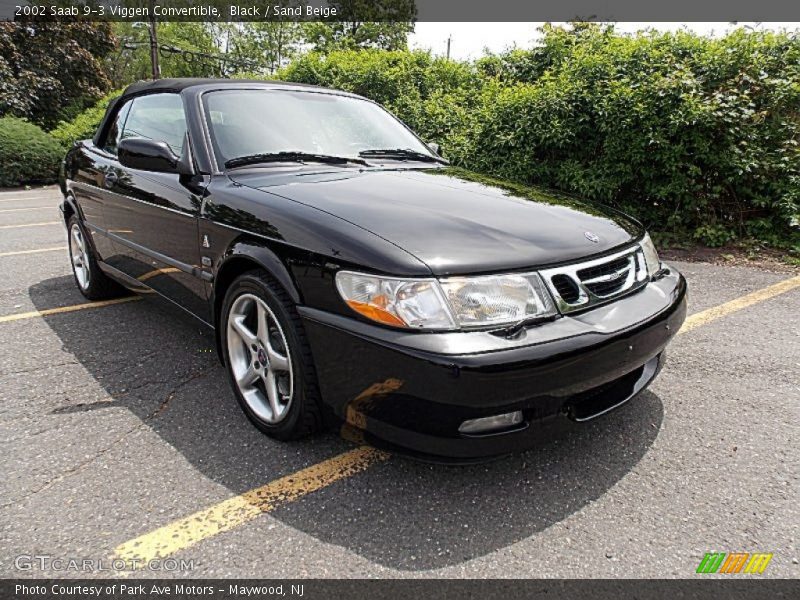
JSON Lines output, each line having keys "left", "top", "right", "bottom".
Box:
{"left": 122, "top": 93, "right": 187, "bottom": 157}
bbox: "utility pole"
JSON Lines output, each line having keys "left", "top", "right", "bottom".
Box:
{"left": 147, "top": 0, "right": 160, "bottom": 79}
{"left": 446, "top": 35, "right": 451, "bottom": 60}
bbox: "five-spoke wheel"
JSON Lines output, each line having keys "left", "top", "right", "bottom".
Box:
{"left": 220, "top": 270, "right": 324, "bottom": 439}
{"left": 226, "top": 293, "right": 294, "bottom": 424}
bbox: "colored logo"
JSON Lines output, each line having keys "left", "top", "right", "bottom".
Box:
{"left": 696, "top": 552, "right": 773, "bottom": 574}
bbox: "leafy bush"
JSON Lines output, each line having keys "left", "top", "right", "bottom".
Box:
{"left": 279, "top": 26, "right": 800, "bottom": 248}
{"left": 49, "top": 89, "right": 122, "bottom": 147}
{"left": 471, "top": 26, "right": 800, "bottom": 248}
{"left": 0, "top": 117, "right": 63, "bottom": 187}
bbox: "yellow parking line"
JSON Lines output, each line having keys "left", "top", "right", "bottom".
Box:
{"left": 0, "top": 297, "right": 140, "bottom": 323}
{"left": 679, "top": 275, "right": 800, "bottom": 334}
{"left": 0, "top": 221, "right": 61, "bottom": 229}
{"left": 0, "top": 246, "right": 66, "bottom": 257}
{"left": 0, "top": 206, "right": 53, "bottom": 213}
{"left": 109, "top": 272, "right": 800, "bottom": 565}
{"left": 0, "top": 267, "right": 179, "bottom": 321}
{"left": 113, "top": 446, "right": 389, "bottom": 565}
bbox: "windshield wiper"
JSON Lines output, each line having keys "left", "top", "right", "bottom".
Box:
{"left": 358, "top": 148, "right": 447, "bottom": 163}
{"left": 225, "top": 151, "right": 368, "bottom": 169}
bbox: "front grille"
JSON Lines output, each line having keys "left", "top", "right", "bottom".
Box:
{"left": 585, "top": 277, "right": 627, "bottom": 297}
{"left": 580, "top": 255, "right": 631, "bottom": 297}
{"left": 551, "top": 274, "right": 580, "bottom": 303}
{"left": 540, "top": 246, "right": 648, "bottom": 313}
{"left": 577, "top": 256, "right": 630, "bottom": 282}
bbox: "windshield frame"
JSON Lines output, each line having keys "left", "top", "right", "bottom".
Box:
{"left": 199, "top": 87, "right": 437, "bottom": 173}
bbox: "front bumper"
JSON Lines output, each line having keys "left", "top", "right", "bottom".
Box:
{"left": 300, "top": 267, "right": 687, "bottom": 460}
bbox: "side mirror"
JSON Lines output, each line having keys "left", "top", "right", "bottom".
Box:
{"left": 119, "top": 138, "right": 189, "bottom": 174}
{"left": 427, "top": 142, "right": 441, "bottom": 155}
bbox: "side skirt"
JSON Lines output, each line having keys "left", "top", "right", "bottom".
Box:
{"left": 97, "top": 261, "right": 215, "bottom": 330}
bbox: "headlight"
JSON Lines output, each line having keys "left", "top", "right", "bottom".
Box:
{"left": 335, "top": 270, "right": 556, "bottom": 330}
{"left": 439, "top": 273, "right": 555, "bottom": 327}
{"left": 335, "top": 272, "right": 456, "bottom": 329}
{"left": 640, "top": 233, "right": 662, "bottom": 277}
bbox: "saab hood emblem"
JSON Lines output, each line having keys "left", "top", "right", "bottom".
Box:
{"left": 584, "top": 231, "right": 600, "bottom": 243}
{"left": 202, "top": 235, "right": 210, "bottom": 248}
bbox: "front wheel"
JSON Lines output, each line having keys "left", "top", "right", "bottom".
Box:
{"left": 220, "top": 270, "right": 325, "bottom": 440}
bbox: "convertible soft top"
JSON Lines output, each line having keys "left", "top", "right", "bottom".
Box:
{"left": 120, "top": 77, "right": 328, "bottom": 97}
{"left": 92, "top": 78, "right": 341, "bottom": 147}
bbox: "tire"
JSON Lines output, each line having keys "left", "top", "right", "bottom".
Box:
{"left": 220, "top": 269, "right": 325, "bottom": 440}
{"left": 67, "top": 215, "right": 126, "bottom": 301}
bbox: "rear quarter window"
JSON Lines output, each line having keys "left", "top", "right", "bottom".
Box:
{"left": 103, "top": 100, "right": 132, "bottom": 155}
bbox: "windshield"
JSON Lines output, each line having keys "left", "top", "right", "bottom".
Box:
{"left": 203, "top": 89, "right": 436, "bottom": 167}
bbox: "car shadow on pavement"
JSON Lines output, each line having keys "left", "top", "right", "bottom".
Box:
{"left": 275, "top": 389, "right": 663, "bottom": 571}
{"left": 29, "top": 276, "right": 664, "bottom": 572}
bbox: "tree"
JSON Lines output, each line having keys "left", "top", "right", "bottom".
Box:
{"left": 303, "top": 0, "right": 416, "bottom": 52}
{"left": 107, "top": 22, "right": 219, "bottom": 87}
{"left": 231, "top": 22, "right": 305, "bottom": 74}
{"left": 0, "top": 22, "right": 116, "bottom": 130}
{"left": 108, "top": 21, "right": 302, "bottom": 84}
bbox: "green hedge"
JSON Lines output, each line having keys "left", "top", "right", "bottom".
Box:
{"left": 280, "top": 26, "right": 800, "bottom": 249}
{"left": 49, "top": 89, "right": 123, "bottom": 147}
{"left": 0, "top": 117, "right": 63, "bottom": 187}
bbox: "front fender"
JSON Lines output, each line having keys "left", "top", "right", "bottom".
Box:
{"left": 211, "top": 240, "right": 302, "bottom": 363}
{"left": 223, "top": 241, "right": 300, "bottom": 303}
{"left": 212, "top": 240, "right": 302, "bottom": 326}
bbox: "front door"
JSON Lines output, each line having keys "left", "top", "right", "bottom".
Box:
{"left": 102, "top": 93, "right": 210, "bottom": 323}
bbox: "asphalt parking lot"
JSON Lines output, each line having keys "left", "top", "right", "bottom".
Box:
{"left": 0, "top": 187, "right": 798, "bottom": 579}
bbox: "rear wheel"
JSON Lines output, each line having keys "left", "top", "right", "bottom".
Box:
{"left": 221, "top": 270, "right": 325, "bottom": 440}
{"left": 67, "top": 215, "right": 125, "bottom": 301}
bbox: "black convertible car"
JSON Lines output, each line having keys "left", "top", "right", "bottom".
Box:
{"left": 60, "top": 78, "right": 686, "bottom": 460}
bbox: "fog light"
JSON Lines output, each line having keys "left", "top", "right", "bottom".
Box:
{"left": 458, "top": 411, "right": 523, "bottom": 434}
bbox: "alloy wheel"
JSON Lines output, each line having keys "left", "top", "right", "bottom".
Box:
{"left": 226, "top": 293, "right": 294, "bottom": 424}
{"left": 69, "top": 223, "right": 90, "bottom": 290}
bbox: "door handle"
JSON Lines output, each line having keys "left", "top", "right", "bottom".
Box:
{"left": 104, "top": 172, "right": 118, "bottom": 188}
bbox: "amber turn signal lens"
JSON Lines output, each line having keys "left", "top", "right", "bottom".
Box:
{"left": 335, "top": 271, "right": 457, "bottom": 330}
{"left": 345, "top": 300, "right": 407, "bottom": 327}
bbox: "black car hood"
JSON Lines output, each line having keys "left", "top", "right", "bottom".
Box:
{"left": 229, "top": 166, "right": 643, "bottom": 276}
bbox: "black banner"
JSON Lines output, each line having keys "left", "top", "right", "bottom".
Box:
{"left": 2, "top": 0, "right": 800, "bottom": 22}
{"left": 3, "top": 579, "right": 800, "bottom": 600}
